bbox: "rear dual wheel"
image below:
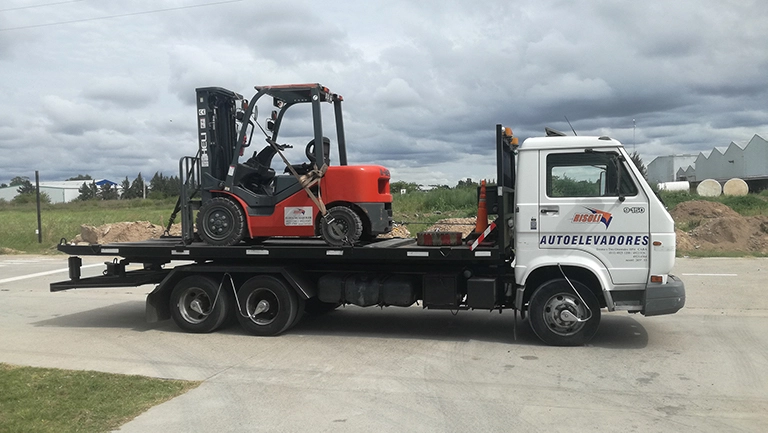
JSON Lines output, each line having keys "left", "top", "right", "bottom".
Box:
{"left": 236, "top": 275, "right": 301, "bottom": 336}
{"left": 170, "top": 276, "right": 232, "bottom": 333}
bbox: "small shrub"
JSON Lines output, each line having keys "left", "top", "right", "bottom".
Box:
{"left": 677, "top": 219, "right": 701, "bottom": 232}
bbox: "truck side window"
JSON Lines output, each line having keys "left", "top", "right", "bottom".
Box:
{"left": 546, "top": 152, "right": 638, "bottom": 198}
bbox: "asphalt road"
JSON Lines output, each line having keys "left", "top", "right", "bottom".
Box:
{"left": 1, "top": 255, "right": 767, "bottom": 432}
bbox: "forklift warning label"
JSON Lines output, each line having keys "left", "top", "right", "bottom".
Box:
{"left": 284, "top": 207, "right": 313, "bottom": 226}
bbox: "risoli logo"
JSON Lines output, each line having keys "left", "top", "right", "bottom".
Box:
{"left": 572, "top": 207, "right": 613, "bottom": 229}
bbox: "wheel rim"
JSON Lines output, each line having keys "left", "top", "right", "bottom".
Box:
{"left": 325, "top": 213, "right": 351, "bottom": 243}
{"left": 541, "top": 292, "right": 588, "bottom": 336}
{"left": 177, "top": 287, "right": 211, "bottom": 325}
{"left": 328, "top": 218, "right": 349, "bottom": 240}
{"left": 244, "top": 288, "right": 280, "bottom": 326}
{"left": 204, "top": 207, "right": 234, "bottom": 240}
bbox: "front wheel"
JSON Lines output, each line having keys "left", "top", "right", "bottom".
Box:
{"left": 528, "top": 279, "right": 601, "bottom": 346}
{"left": 197, "top": 197, "right": 246, "bottom": 246}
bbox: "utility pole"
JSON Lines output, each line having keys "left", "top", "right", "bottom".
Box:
{"left": 35, "top": 171, "right": 42, "bottom": 243}
{"left": 633, "top": 119, "right": 636, "bottom": 152}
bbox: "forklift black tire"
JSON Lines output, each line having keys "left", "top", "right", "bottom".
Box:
{"left": 236, "top": 275, "right": 299, "bottom": 336}
{"left": 528, "top": 278, "right": 601, "bottom": 346}
{"left": 320, "top": 206, "right": 363, "bottom": 246}
{"left": 197, "top": 197, "right": 246, "bottom": 246}
{"left": 170, "top": 275, "right": 231, "bottom": 333}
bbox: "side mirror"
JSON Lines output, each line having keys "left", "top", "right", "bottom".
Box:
{"left": 267, "top": 110, "right": 277, "bottom": 131}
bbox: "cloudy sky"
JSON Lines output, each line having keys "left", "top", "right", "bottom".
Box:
{"left": 1, "top": 0, "right": 766, "bottom": 187}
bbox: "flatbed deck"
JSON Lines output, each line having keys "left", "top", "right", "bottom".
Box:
{"left": 56, "top": 236, "right": 504, "bottom": 265}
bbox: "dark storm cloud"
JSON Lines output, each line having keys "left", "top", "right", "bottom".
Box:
{"left": 0, "top": 0, "right": 767, "bottom": 186}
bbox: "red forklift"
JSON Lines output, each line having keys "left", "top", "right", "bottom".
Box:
{"left": 178, "top": 84, "right": 393, "bottom": 246}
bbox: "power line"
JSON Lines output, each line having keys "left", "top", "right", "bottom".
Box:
{"left": 0, "top": 1, "right": 86, "bottom": 13}
{"left": 0, "top": 0, "right": 244, "bottom": 32}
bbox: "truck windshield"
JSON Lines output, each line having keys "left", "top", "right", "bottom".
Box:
{"left": 547, "top": 152, "right": 637, "bottom": 198}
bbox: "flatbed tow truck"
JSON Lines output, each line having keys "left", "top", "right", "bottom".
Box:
{"left": 51, "top": 84, "right": 685, "bottom": 346}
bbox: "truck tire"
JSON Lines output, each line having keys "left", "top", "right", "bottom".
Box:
{"left": 236, "top": 275, "right": 299, "bottom": 336}
{"left": 197, "top": 197, "right": 246, "bottom": 246}
{"left": 287, "top": 296, "right": 306, "bottom": 331}
{"left": 170, "top": 275, "right": 231, "bottom": 333}
{"left": 528, "top": 279, "right": 601, "bottom": 346}
{"left": 320, "top": 206, "right": 363, "bottom": 246}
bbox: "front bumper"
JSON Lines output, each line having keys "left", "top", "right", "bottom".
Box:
{"left": 643, "top": 274, "right": 686, "bottom": 316}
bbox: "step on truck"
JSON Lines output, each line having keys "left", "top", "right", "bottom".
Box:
{"left": 51, "top": 84, "right": 685, "bottom": 346}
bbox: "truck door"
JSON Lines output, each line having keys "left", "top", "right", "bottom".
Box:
{"left": 538, "top": 149, "right": 650, "bottom": 284}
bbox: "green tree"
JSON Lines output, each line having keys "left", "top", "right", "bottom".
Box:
{"left": 455, "top": 178, "right": 478, "bottom": 189}
{"left": 551, "top": 174, "right": 600, "bottom": 197}
{"left": 629, "top": 151, "right": 647, "bottom": 180}
{"left": 164, "top": 175, "right": 180, "bottom": 197}
{"left": 390, "top": 180, "right": 419, "bottom": 194}
{"left": 0, "top": 183, "right": 7, "bottom": 188}
{"left": 77, "top": 181, "right": 98, "bottom": 201}
{"left": 12, "top": 191, "right": 50, "bottom": 204}
{"left": 98, "top": 183, "right": 119, "bottom": 200}
{"left": 11, "top": 176, "right": 35, "bottom": 195}
{"left": 66, "top": 174, "right": 92, "bottom": 181}
{"left": 128, "top": 173, "right": 145, "bottom": 199}
{"left": 9, "top": 176, "right": 29, "bottom": 186}
{"left": 121, "top": 174, "right": 145, "bottom": 199}
{"left": 120, "top": 177, "right": 131, "bottom": 199}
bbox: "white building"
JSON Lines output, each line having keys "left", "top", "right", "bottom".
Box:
{"left": 683, "top": 135, "right": 768, "bottom": 182}
{"left": 647, "top": 135, "right": 768, "bottom": 190}
{"left": 647, "top": 154, "right": 697, "bottom": 185}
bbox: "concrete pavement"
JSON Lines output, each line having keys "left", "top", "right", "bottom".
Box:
{"left": 1, "top": 255, "right": 766, "bottom": 432}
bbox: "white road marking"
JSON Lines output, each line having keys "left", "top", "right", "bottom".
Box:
{"left": 0, "top": 264, "right": 103, "bottom": 285}
{"left": 681, "top": 273, "right": 738, "bottom": 277}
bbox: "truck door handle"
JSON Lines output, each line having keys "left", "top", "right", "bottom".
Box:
{"left": 540, "top": 207, "right": 559, "bottom": 215}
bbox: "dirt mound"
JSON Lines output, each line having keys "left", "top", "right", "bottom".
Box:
{"left": 75, "top": 221, "right": 181, "bottom": 244}
{"left": 675, "top": 229, "right": 695, "bottom": 251}
{"left": 425, "top": 218, "right": 479, "bottom": 238}
{"left": 378, "top": 223, "right": 411, "bottom": 239}
{"left": 672, "top": 201, "right": 768, "bottom": 253}
{"left": 671, "top": 200, "right": 739, "bottom": 223}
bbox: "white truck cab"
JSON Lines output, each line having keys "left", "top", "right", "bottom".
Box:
{"left": 513, "top": 133, "right": 685, "bottom": 345}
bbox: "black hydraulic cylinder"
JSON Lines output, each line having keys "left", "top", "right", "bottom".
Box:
{"left": 68, "top": 256, "right": 82, "bottom": 281}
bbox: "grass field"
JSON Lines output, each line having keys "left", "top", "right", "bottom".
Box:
{"left": 0, "top": 363, "right": 199, "bottom": 433}
{"left": 0, "top": 199, "right": 177, "bottom": 254}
